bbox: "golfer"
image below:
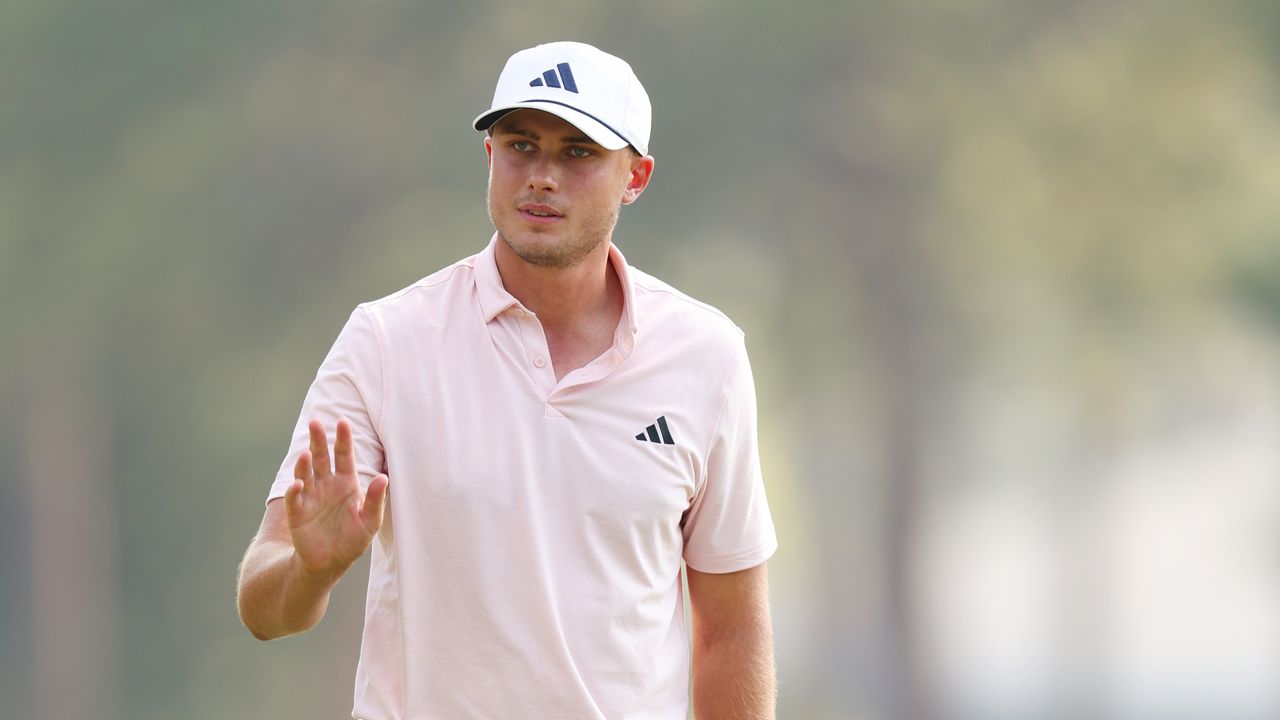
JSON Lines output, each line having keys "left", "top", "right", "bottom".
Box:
{"left": 236, "top": 41, "right": 778, "bottom": 720}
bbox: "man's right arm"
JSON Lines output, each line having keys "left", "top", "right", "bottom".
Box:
{"left": 236, "top": 418, "right": 388, "bottom": 640}
{"left": 236, "top": 501, "right": 337, "bottom": 640}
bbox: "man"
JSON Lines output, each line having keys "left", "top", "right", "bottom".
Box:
{"left": 236, "top": 41, "right": 778, "bottom": 719}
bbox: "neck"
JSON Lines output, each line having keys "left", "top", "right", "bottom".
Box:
{"left": 493, "top": 235, "right": 621, "bottom": 332}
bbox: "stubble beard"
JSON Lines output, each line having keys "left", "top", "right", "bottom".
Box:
{"left": 487, "top": 183, "right": 622, "bottom": 270}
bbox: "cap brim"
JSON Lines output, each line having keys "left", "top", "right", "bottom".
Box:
{"left": 472, "top": 101, "right": 636, "bottom": 153}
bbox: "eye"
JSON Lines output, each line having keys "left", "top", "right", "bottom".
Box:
{"left": 511, "top": 140, "right": 533, "bottom": 152}
{"left": 567, "top": 146, "right": 594, "bottom": 158}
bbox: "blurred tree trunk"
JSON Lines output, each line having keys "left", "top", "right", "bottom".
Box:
{"left": 840, "top": 165, "right": 948, "bottom": 720}
{"left": 23, "top": 358, "right": 118, "bottom": 720}
{"left": 857, "top": 238, "right": 940, "bottom": 720}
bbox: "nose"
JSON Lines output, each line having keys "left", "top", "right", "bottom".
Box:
{"left": 527, "top": 156, "right": 558, "bottom": 193}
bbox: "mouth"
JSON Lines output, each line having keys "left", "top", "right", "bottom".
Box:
{"left": 518, "top": 203, "right": 564, "bottom": 223}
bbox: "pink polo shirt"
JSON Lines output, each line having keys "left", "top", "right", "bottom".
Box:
{"left": 268, "top": 235, "right": 777, "bottom": 720}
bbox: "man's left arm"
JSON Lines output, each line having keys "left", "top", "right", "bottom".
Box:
{"left": 687, "top": 562, "right": 776, "bottom": 719}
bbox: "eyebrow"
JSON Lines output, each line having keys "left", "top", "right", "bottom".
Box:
{"left": 495, "top": 125, "right": 599, "bottom": 147}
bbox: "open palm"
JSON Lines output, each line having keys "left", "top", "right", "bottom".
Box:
{"left": 284, "top": 418, "right": 388, "bottom": 579}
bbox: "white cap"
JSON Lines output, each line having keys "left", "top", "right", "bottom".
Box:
{"left": 473, "top": 41, "right": 651, "bottom": 156}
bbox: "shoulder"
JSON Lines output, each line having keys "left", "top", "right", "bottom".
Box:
{"left": 355, "top": 255, "right": 479, "bottom": 325}
{"left": 361, "top": 255, "right": 477, "bottom": 309}
{"left": 629, "top": 265, "right": 745, "bottom": 347}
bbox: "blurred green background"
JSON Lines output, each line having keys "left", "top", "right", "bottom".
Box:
{"left": 4, "top": 1, "right": 1280, "bottom": 718}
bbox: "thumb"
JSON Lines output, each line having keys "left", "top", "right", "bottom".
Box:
{"left": 360, "top": 474, "right": 389, "bottom": 535}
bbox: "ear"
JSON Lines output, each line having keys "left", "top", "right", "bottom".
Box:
{"left": 620, "top": 154, "right": 655, "bottom": 206}
{"left": 484, "top": 135, "right": 494, "bottom": 168}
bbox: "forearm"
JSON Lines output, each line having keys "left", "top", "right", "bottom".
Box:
{"left": 691, "top": 626, "right": 777, "bottom": 719}
{"left": 236, "top": 538, "right": 339, "bottom": 640}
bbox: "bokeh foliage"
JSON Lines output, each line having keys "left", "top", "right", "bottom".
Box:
{"left": 3, "top": 1, "right": 1280, "bottom": 718}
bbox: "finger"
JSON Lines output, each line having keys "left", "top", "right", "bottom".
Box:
{"left": 308, "top": 419, "right": 332, "bottom": 480}
{"left": 333, "top": 417, "right": 356, "bottom": 478}
{"left": 361, "top": 474, "right": 389, "bottom": 535}
{"left": 283, "top": 479, "right": 306, "bottom": 525}
{"left": 293, "top": 449, "right": 312, "bottom": 485}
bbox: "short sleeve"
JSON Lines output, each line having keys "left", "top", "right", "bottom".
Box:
{"left": 267, "top": 306, "right": 386, "bottom": 504}
{"left": 681, "top": 342, "right": 778, "bottom": 573}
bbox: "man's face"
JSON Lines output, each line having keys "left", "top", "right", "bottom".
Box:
{"left": 485, "top": 109, "right": 652, "bottom": 269}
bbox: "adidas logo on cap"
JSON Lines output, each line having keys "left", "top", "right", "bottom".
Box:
{"left": 528, "top": 62, "right": 579, "bottom": 93}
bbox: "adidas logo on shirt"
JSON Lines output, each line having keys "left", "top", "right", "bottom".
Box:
{"left": 635, "top": 416, "right": 675, "bottom": 445}
{"left": 528, "top": 62, "right": 579, "bottom": 93}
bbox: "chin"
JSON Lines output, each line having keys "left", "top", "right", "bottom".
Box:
{"left": 499, "top": 228, "right": 599, "bottom": 270}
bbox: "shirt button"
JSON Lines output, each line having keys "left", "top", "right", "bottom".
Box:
{"left": 534, "top": 357, "right": 546, "bottom": 368}
{"left": 623, "top": 340, "right": 633, "bottom": 352}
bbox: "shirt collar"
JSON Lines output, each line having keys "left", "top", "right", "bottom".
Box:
{"left": 474, "top": 234, "right": 520, "bottom": 323}
{"left": 473, "top": 234, "right": 640, "bottom": 354}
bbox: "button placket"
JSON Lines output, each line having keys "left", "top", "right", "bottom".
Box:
{"left": 509, "top": 306, "right": 556, "bottom": 396}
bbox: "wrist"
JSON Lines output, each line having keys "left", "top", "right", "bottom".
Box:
{"left": 289, "top": 551, "right": 345, "bottom": 592}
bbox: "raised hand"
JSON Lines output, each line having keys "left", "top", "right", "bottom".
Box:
{"left": 283, "top": 417, "right": 388, "bottom": 581}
